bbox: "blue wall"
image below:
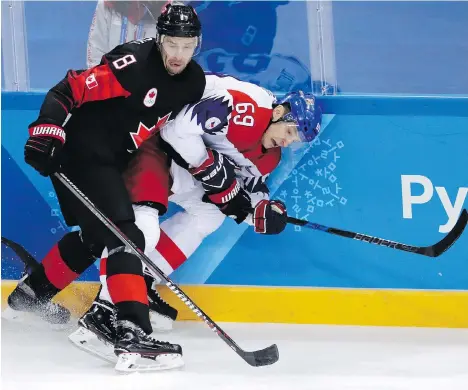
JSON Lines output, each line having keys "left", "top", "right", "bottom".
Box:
{"left": 3, "top": 93, "right": 468, "bottom": 290}
{"left": 205, "top": 113, "right": 468, "bottom": 289}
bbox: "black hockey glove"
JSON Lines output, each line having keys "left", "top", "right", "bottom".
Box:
{"left": 203, "top": 181, "right": 252, "bottom": 223}
{"left": 25, "top": 124, "right": 66, "bottom": 176}
{"left": 191, "top": 148, "right": 252, "bottom": 223}
{"left": 253, "top": 199, "right": 288, "bottom": 235}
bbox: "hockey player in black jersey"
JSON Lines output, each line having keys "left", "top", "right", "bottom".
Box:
{"left": 6, "top": 3, "right": 204, "bottom": 372}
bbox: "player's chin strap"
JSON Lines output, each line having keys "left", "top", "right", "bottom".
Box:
{"left": 283, "top": 211, "right": 467, "bottom": 258}
{"left": 52, "top": 172, "right": 279, "bottom": 368}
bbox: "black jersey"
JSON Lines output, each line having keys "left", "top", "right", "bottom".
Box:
{"left": 30, "top": 38, "right": 205, "bottom": 168}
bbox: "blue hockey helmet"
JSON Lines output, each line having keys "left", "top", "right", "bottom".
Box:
{"left": 278, "top": 91, "right": 322, "bottom": 142}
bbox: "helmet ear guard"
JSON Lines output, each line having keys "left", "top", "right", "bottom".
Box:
{"left": 277, "top": 91, "right": 322, "bottom": 143}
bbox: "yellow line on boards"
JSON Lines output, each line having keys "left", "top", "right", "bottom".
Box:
{"left": 2, "top": 281, "right": 467, "bottom": 328}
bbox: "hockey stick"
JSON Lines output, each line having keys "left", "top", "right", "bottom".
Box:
{"left": 285, "top": 209, "right": 468, "bottom": 257}
{"left": 1, "top": 237, "right": 40, "bottom": 273}
{"left": 53, "top": 172, "right": 278, "bottom": 367}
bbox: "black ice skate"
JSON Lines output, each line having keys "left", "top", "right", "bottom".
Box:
{"left": 145, "top": 273, "right": 178, "bottom": 331}
{"left": 114, "top": 320, "right": 184, "bottom": 373}
{"left": 4, "top": 275, "right": 70, "bottom": 326}
{"left": 68, "top": 298, "right": 118, "bottom": 363}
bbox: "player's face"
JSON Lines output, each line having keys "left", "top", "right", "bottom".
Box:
{"left": 161, "top": 36, "right": 198, "bottom": 75}
{"left": 262, "top": 105, "right": 301, "bottom": 149}
{"left": 262, "top": 122, "right": 301, "bottom": 149}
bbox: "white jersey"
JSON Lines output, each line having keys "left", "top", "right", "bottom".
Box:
{"left": 161, "top": 74, "right": 282, "bottom": 205}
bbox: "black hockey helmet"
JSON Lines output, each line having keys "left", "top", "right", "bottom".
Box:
{"left": 157, "top": 2, "right": 202, "bottom": 38}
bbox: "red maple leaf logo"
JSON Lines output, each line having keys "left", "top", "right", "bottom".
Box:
{"left": 129, "top": 113, "right": 172, "bottom": 150}
{"left": 155, "top": 112, "right": 171, "bottom": 129}
{"left": 149, "top": 91, "right": 156, "bottom": 98}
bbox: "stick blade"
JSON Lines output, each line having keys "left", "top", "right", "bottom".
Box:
{"left": 242, "top": 344, "right": 279, "bottom": 367}
{"left": 425, "top": 209, "right": 468, "bottom": 257}
{"left": 1, "top": 237, "right": 39, "bottom": 272}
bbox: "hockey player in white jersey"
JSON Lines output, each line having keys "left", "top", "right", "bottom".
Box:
{"left": 69, "top": 74, "right": 322, "bottom": 372}
{"left": 141, "top": 75, "right": 322, "bottom": 275}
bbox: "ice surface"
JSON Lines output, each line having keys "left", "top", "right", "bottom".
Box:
{"left": 2, "top": 319, "right": 468, "bottom": 390}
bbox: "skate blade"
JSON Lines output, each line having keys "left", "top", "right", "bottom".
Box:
{"left": 149, "top": 311, "right": 174, "bottom": 332}
{"left": 2, "top": 307, "right": 68, "bottom": 331}
{"left": 68, "top": 327, "right": 116, "bottom": 364}
{"left": 115, "top": 352, "right": 184, "bottom": 373}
